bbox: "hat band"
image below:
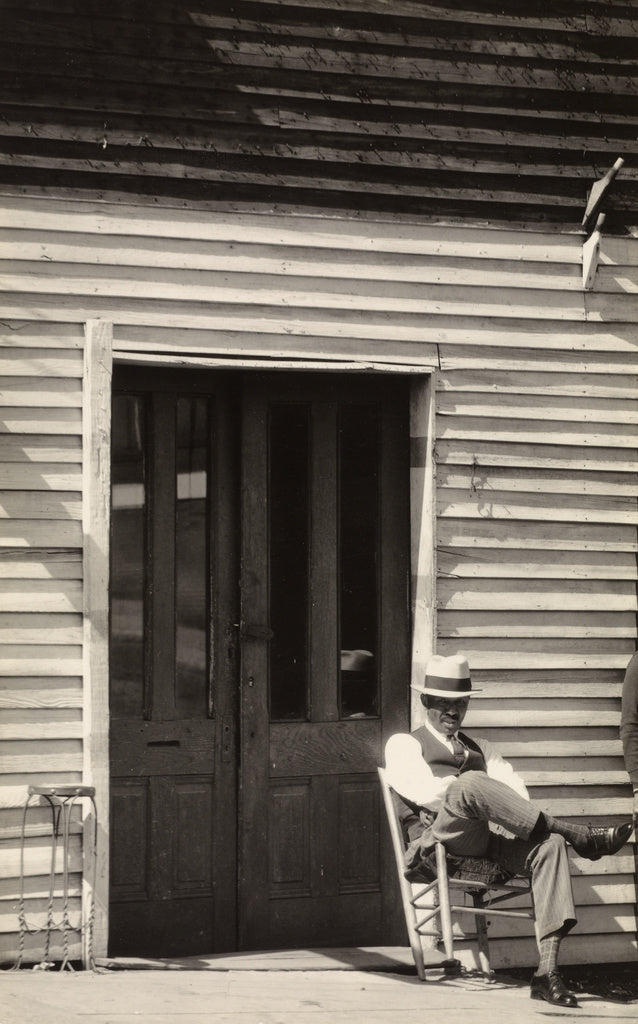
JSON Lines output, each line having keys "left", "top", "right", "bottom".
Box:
{"left": 424, "top": 674, "right": 471, "bottom": 694}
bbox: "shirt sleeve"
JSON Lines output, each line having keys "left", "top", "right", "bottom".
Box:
{"left": 476, "top": 736, "right": 530, "bottom": 800}
{"left": 620, "top": 652, "right": 638, "bottom": 790}
{"left": 384, "top": 732, "right": 454, "bottom": 811}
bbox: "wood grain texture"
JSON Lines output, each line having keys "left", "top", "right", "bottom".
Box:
{"left": 0, "top": 3, "right": 637, "bottom": 227}
{"left": 82, "top": 318, "right": 113, "bottom": 963}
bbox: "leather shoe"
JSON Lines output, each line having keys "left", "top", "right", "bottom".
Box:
{"left": 572, "top": 821, "right": 633, "bottom": 861}
{"left": 530, "top": 971, "right": 579, "bottom": 1007}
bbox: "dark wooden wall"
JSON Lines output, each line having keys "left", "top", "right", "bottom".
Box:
{"left": 1, "top": 1, "right": 638, "bottom": 227}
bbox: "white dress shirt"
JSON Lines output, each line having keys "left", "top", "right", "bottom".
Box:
{"left": 384, "top": 719, "right": 529, "bottom": 816}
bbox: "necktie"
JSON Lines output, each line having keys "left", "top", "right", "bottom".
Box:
{"left": 451, "top": 734, "right": 467, "bottom": 770}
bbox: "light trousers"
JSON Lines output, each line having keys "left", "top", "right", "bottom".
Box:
{"left": 432, "top": 771, "right": 577, "bottom": 941}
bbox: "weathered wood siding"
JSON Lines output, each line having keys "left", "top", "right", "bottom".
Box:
{"left": 434, "top": 242, "right": 638, "bottom": 962}
{"left": 1, "top": 0, "right": 638, "bottom": 228}
{"left": 0, "top": 318, "right": 85, "bottom": 963}
{"left": 0, "top": 194, "right": 636, "bottom": 966}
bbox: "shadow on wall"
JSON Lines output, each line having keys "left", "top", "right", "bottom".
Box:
{"left": 1, "top": 0, "right": 636, "bottom": 222}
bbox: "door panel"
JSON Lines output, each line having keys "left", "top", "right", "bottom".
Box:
{"left": 109, "top": 369, "right": 239, "bottom": 957}
{"left": 239, "top": 373, "right": 410, "bottom": 950}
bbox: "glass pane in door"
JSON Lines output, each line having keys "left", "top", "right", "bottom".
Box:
{"left": 269, "top": 403, "right": 310, "bottom": 721}
{"left": 339, "top": 403, "right": 379, "bottom": 718}
{"left": 110, "top": 394, "right": 147, "bottom": 718}
{"left": 175, "top": 396, "right": 210, "bottom": 718}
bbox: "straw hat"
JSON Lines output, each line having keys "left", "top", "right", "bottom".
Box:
{"left": 411, "top": 654, "right": 481, "bottom": 698}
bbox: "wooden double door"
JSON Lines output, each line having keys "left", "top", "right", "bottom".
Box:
{"left": 109, "top": 368, "right": 410, "bottom": 957}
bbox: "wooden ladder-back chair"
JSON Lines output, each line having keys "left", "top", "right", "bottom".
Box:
{"left": 378, "top": 767, "right": 534, "bottom": 981}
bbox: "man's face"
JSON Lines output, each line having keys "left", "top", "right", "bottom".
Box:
{"left": 424, "top": 694, "right": 470, "bottom": 737}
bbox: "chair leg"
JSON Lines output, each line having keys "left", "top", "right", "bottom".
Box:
{"left": 409, "top": 930, "right": 426, "bottom": 982}
{"left": 434, "top": 842, "right": 455, "bottom": 962}
{"left": 472, "top": 893, "right": 492, "bottom": 981}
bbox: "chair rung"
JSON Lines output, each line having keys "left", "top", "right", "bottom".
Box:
{"left": 415, "top": 909, "right": 440, "bottom": 929}
{"left": 449, "top": 904, "right": 532, "bottom": 919}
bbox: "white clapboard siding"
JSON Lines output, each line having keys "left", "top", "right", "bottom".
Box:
{"left": 489, "top": 933, "right": 637, "bottom": 968}
{"left": 435, "top": 439, "right": 636, "bottom": 473}
{"left": 0, "top": 315, "right": 85, "bottom": 968}
{"left": 437, "top": 416, "right": 636, "bottom": 448}
{"left": 0, "top": 324, "right": 84, "bottom": 350}
{"left": 0, "top": 435, "right": 82, "bottom": 463}
{"left": 0, "top": 614, "right": 83, "bottom": 645}
{"left": 0, "top": 378, "right": 82, "bottom": 407}
{"left": 0, "top": 195, "right": 636, "bottom": 969}
{"left": 0, "top": 740, "right": 83, "bottom": 776}
{"left": 434, "top": 210, "right": 637, "bottom": 973}
{"left": 0, "top": 202, "right": 586, "bottom": 255}
{"left": 438, "top": 391, "right": 637, "bottom": 423}
{"left": 0, "top": 552, "right": 82, "bottom": 577}
{"left": 0, "top": 807, "right": 83, "bottom": 842}
{"left": 117, "top": 321, "right": 638, "bottom": 354}
{"left": 0, "top": 709, "right": 83, "bottom": 741}
{"left": 0, "top": 932, "right": 81, "bottom": 965}
{"left": 1, "top": 465, "right": 82, "bottom": 491}
{"left": 0, "top": 677, "right": 83, "bottom": 709}
{"left": 437, "top": 467, "right": 637, "bottom": 496}
{"left": 437, "top": 370, "right": 637, "bottom": 399}
{"left": 0, "top": 903, "right": 82, "bottom": 935}
{"left": 438, "top": 579, "right": 637, "bottom": 611}
{"left": 467, "top": 669, "right": 623, "bottom": 696}
{"left": 0, "top": 492, "right": 82, "bottom": 520}
{"left": 438, "top": 610, "right": 636, "bottom": 638}
{"left": 437, "top": 519, "right": 637, "bottom": 551}
{"left": 437, "top": 548, "right": 637, "bottom": 581}
{"left": 0, "top": 580, "right": 82, "bottom": 613}
{"left": 0, "top": 349, "right": 83, "bottom": 376}
{"left": 439, "top": 490, "right": 636, "bottom": 524}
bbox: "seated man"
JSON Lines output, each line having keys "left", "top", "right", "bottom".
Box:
{"left": 385, "top": 654, "right": 633, "bottom": 1008}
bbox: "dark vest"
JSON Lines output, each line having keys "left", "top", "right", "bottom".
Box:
{"left": 394, "top": 726, "right": 487, "bottom": 845}
{"left": 412, "top": 725, "right": 487, "bottom": 778}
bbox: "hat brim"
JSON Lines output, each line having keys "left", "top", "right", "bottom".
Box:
{"left": 410, "top": 682, "right": 481, "bottom": 696}
{"left": 422, "top": 685, "right": 480, "bottom": 697}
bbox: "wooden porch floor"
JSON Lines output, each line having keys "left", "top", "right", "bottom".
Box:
{"left": 95, "top": 946, "right": 439, "bottom": 972}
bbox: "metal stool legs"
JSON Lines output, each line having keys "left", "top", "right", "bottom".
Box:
{"left": 14, "top": 784, "right": 97, "bottom": 971}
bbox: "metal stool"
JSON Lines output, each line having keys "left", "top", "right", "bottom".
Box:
{"left": 14, "top": 784, "right": 97, "bottom": 971}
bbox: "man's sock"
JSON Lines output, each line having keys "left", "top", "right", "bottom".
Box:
{"left": 537, "top": 931, "right": 561, "bottom": 976}
{"left": 532, "top": 812, "right": 589, "bottom": 848}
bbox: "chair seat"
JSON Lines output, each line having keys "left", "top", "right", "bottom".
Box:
{"left": 405, "top": 848, "right": 513, "bottom": 889}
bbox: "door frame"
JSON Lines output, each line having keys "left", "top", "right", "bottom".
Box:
{"left": 82, "top": 323, "right": 437, "bottom": 959}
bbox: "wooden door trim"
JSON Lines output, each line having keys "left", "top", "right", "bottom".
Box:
{"left": 83, "top": 319, "right": 113, "bottom": 963}
{"left": 408, "top": 375, "right": 437, "bottom": 723}
{"left": 99, "top": 365, "right": 431, "bottom": 956}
